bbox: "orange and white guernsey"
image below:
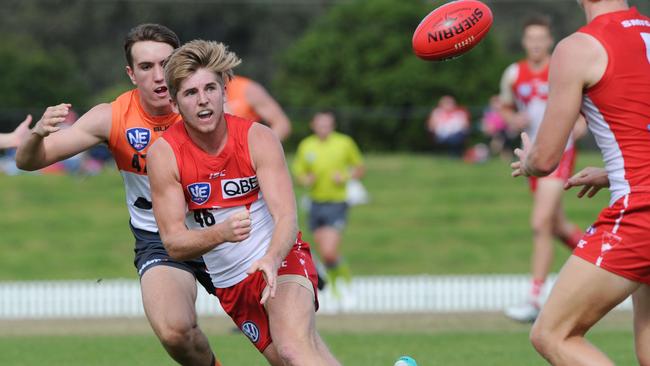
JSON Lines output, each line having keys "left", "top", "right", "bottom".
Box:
{"left": 108, "top": 89, "right": 182, "bottom": 233}
{"left": 224, "top": 76, "right": 261, "bottom": 122}
{"left": 162, "top": 114, "right": 274, "bottom": 288}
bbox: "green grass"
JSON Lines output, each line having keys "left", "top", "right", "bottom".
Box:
{"left": 0, "top": 330, "right": 636, "bottom": 366}
{"left": 0, "top": 153, "right": 608, "bottom": 280}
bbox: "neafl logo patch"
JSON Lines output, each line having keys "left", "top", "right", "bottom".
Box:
{"left": 187, "top": 183, "right": 211, "bottom": 205}
{"left": 126, "top": 127, "right": 151, "bottom": 152}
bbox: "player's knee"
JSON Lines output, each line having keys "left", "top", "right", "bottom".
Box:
{"left": 275, "top": 342, "right": 304, "bottom": 366}
{"left": 531, "top": 215, "right": 553, "bottom": 235}
{"left": 529, "top": 322, "right": 556, "bottom": 357}
{"left": 274, "top": 334, "right": 318, "bottom": 365}
{"left": 157, "top": 322, "right": 197, "bottom": 350}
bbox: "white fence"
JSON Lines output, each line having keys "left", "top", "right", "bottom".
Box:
{"left": 0, "top": 275, "right": 632, "bottom": 319}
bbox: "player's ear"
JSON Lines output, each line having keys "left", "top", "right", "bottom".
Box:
{"left": 170, "top": 98, "right": 179, "bottom": 114}
{"left": 126, "top": 66, "right": 137, "bottom": 85}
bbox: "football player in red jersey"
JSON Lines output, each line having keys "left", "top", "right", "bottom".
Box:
{"left": 148, "top": 40, "right": 340, "bottom": 366}
{"left": 500, "top": 15, "right": 586, "bottom": 323}
{"left": 16, "top": 24, "right": 224, "bottom": 366}
{"left": 512, "top": 1, "right": 650, "bottom": 364}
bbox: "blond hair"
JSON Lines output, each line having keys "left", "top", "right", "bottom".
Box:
{"left": 164, "top": 39, "right": 241, "bottom": 100}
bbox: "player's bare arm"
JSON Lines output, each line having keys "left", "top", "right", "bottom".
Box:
{"left": 564, "top": 166, "right": 609, "bottom": 198}
{"left": 148, "top": 138, "right": 251, "bottom": 261}
{"left": 513, "top": 33, "right": 606, "bottom": 177}
{"left": 247, "top": 123, "right": 298, "bottom": 304}
{"left": 246, "top": 82, "right": 291, "bottom": 141}
{"left": 16, "top": 103, "right": 111, "bottom": 170}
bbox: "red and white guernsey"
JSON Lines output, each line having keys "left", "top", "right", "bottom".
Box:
{"left": 162, "top": 114, "right": 273, "bottom": 288}
{"left": 502, "top": 59, "right": 575, "bottom": 151}
{"left": 579, "top": 7, "right": 650, "bottom": 205}
{"left": 108, "top": 89, "right": 181, "bottom": 232}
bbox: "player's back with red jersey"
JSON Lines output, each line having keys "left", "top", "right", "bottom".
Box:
{"left": 162, "top": 114, "right": 274, "bottom": 288}
{"left": 579, "top": 7, "right": 650, "bottom": 204}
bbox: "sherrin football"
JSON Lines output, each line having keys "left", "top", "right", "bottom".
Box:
{"left": 412, "top": 0, "right": 493, "bottom": 61}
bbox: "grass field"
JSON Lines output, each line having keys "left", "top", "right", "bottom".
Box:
{"left": 0, "top": 153, "right": 608, "bottom": 280}
{"left": 0, "top": 152, "right": 631, "bottom": 366}
{"left": 0, "top": 313, "right": 637, "bottom": 366}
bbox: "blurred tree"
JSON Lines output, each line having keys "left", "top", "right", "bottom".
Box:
{"left": 0, "top": 35, "right": 89, "bottom": 132}
{"left": 274, "top": 0, "right": 509, "bottom": 151}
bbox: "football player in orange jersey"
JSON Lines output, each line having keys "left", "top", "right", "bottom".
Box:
{"left": 224, "top": 75, "right": 291, "bottom": 142}
{"left": 16, "top": 24, "right": 223, "bottom": 366}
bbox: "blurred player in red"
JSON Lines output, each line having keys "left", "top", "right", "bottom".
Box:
{"left": 0, "top": 115, "right": 31, "bottom": 149}
{"left": 500, "top": 15, "right": 586, "bottom": 322}
{"left": 148, "top": 39, "right": 340, "bottom": 366}
{"left": 512, "top": 0, "right": 650, "bottom": 364}
{"left": 225, "top": 75, "right": 291, "bottom": 141}
{"left": 16, "top": 24, "right": 223, "bottom": 366}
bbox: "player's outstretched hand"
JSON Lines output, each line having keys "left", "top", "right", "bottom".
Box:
{"left": 32, "top": 103, "right": 72, "bottom": 138}
{"left": 246, "top": 255, "right": 280, "bottom": 305}
{"left": 511, "top": 132, "right": 531, "bottom": 178}
{"left": 220, "top": 210, "right": 251, "bottom": 242}
{"left": 12, "top": 114, "right": 32, "bottom": 146}
{"left": 564, "top": 166, "right": 609, "bottom": 198}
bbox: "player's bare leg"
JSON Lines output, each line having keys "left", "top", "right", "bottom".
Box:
{"left": 314, "top": 226, "right": 349, "bottom": 294}
{"left": 552, "top": 202, "right": 582, "bottom": 250}
{"left": 530, "top": 255, "right": 639, "bottom": 365}
{"left": 506, "top": 178, "right": 565, "bottom": 322}
{"left": 314, "top": 226, "right": 341, "bottom": 268}
{"left": 264, "top": 280, "right": 340, "bottom": 366}
{"left": 260, "top": 343, "right": 284, "bottom": 366}
{"left": 632, "top": 285, "right": 650, "bottom": 365}
{"left": 141, "top": 266, "right": 217, "bottom": 366}
{"left": 530, "top": 178, "right": 565, "bottom": 294}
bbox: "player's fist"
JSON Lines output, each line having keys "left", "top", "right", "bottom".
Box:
{"left": 220, "top": 210, "right": 251, "bottom": 242}
{"left": 32, "top": 103, "right": 72, "bottom": 138}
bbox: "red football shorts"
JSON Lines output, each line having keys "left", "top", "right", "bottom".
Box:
{"left": 574, "top": 193, "right": 650, "bottom": 285}
{"left": 214, "top": 234, "right": 319, "bottom": 352}
{"left": 529, "top": 147, "right": 577, "bottom": 192}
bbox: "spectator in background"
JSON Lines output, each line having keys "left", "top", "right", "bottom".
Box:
{"left": 292, "top": 111, "right": 364, "bottom": 297}
{"left": 0, "top": 115, "right": 31, "bottom": 149}
{"left": 480, "top": 95, "right": 516, "bottom": 160}
{"left": 426, "top": 95, "right": 470, "bottom": 158}
{"left": 224, "top": 75, "right": 291, "bottom": 141}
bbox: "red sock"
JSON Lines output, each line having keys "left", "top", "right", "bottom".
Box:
{"left": 562, "top": 226, "right": 583, "bottom": 250}
{"left": 530, "top": 279, "right": 544, "bottom": 305}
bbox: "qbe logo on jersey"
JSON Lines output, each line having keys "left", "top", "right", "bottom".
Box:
{"left": 221, "top": 175, "right": 259, "bottom": 199}
{"left": 126, "top": 127, "right": 151, "bottom": 152}
{"left": 187, "top": 182, "right": 211, "bottom": 205}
